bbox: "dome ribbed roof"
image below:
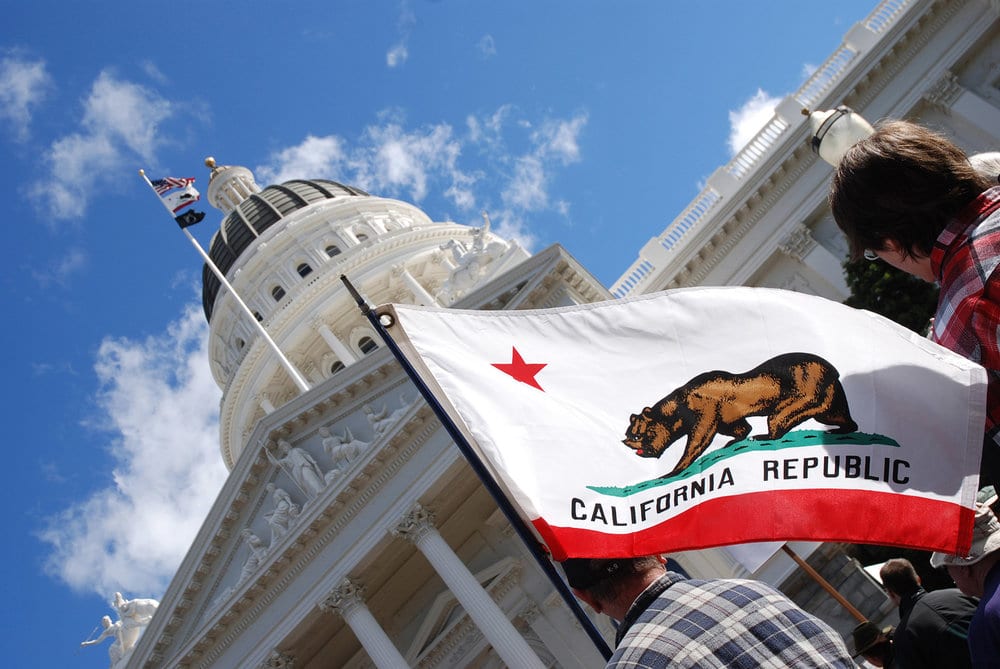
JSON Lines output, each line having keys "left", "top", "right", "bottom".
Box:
{"left": 202, "top": 179, "right": 369, "bottom": 321}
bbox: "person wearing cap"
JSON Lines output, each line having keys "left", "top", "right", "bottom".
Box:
{"left": 876, "top": 557, "right": 975, "bottom": 669}
{"left": 828, "top": 121, "right": 1000, "bottom": 491}
{"left": 850, "top": 620, "right": 895, "bottom": 667}
{"left": 562, "top": 555, "right": 854, "bottom": 668}
{"left": 931, "top": 496, "right": 1000, "bottom": 665}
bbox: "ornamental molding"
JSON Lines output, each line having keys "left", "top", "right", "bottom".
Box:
{"left": 392, "top": 504, "right": 437, "bottom": 543}
{"left": 777, "top": 224, "right": 817, "bottom": 261}
{"left": 146, "top": 403, "right": 436, "bottom": 668}
{"left": 924, "top": 70, "right": 963, "bottom": 109}
{"left": 319, "top": 578, "right": 367, "bottom": 617}
{"left": 259, "top": 649, "right": 295, "bottom": 669}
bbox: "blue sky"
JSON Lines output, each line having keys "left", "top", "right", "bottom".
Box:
{"left": 3, "top": 1, "right": 880, "bottom": 666}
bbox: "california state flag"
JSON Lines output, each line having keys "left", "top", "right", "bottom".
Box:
{"left": 382, "top": 287, "right": 985, "bottom": 559}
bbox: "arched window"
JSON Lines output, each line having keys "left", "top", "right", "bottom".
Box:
{"left": 356, "top": 233, "right": 369, "bottom": 243}
{"left": 297, "top": 263, "right": 313, "bottom": 278}
{"left": 329, "top": 360, "right": 345, "bottom": 375}
{"left": 235, "top": 337, "right": 245, "bottom": 350}
{"left": 326, "top": 244, "right": 342, "bottom": 258}
{"left": 271, "top": 286, "right": 286, "bottom": 301}
{"left": 359, "top": 336, "right": 378, "bottom": 354}
{"left": 253, "top": 311, "right": 264, "bottom": 322}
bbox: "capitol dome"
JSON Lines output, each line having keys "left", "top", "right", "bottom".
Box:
{"left": 203, "top": 179, "right": 370, "bottom": 321}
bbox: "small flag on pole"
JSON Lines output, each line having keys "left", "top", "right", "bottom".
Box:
{"left": 139, "top": 168, "right": 311, "bottom": 394}
{"left": 382, "top": 287, "right": 986, "bottom": 560}
{"left": 150, "top": 176, "right": 205, "bottom": 228}
{"left": 174, "top": 209, "right": 206, "bottom": 228}
{"left": 150, "top": 176, "right": 194, "bottom": 195}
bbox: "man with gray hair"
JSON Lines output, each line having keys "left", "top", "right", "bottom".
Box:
{"left": 562, "top": 555, "right": 854, "bottom": 668}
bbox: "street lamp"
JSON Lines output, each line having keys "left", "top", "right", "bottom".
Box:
{"left": 803, "top": 106, "right": 875, "bottom": 167}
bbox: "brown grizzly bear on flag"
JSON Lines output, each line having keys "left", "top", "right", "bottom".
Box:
{"left": 623, "top": 352, "right": 857, "bottom": 477}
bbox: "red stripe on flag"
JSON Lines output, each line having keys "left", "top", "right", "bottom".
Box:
{"left": 532, "top": 489, "right": 975, "bottom": 561}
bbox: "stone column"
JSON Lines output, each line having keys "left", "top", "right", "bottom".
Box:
{"left": 311, "top": 318, "right": 358, "bottom": 364}
{"left": 319, "top": 579, "right": 409, "bottom": 669}
{"left": 392, "top": 505, "right": 547, "bottom": 669}
{"left": 392, "top": 264, "right": 439, "bottom": 306}
{"left": 256, "top": 393, "right": 276, "bottom": 414}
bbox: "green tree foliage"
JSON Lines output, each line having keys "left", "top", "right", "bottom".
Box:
{"left": 843, "top": 259, "right": 939, "bottom": 335}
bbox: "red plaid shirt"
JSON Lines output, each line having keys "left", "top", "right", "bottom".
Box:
{"left": 931, "top": 186, "right": 1000, "bottom": 445}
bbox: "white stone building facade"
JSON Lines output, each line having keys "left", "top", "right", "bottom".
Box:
{"left": 125, "top": 0, "right": 1000, "bottom": 666}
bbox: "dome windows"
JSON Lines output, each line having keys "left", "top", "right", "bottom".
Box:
{"left": 329, "top": 360, "right": 345, "bottom": 375}
{"left": 326, "top": 244, "right": 342, "bottom": 258}
{"left": 271, "top": 285, "right": 286, "bottom": 301}
{"left": 297, "top": 262, "right": 313, "bottom": 278}
{"left": 359, "top": 336, "right": 378, "bottom": 354}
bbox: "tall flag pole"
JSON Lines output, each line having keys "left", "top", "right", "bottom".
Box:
{"left": 340, "top": 274, "right": 614, "bottom": 660}
{"left": 139, "top": 169, "right": 311, "bottom": 394}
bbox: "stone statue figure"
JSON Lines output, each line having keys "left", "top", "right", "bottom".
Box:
{"left": 82, "top": 592, "right": 159, "bottom": 667}
{"left": 437, "top": 217, "right": 510, "bottom": 303}
{"left": 266, "top": 439, "right": 326, "bottom": 497}
{"left": 112, "top": 591, "right": 159, "bottom": 654}
{"left": 320, "top": 425, "right": 369, "bottom": 478}
{"left": 81, "top": 615, "right": 125, "bottom": 667}
{"left": 363, "top": 403, "right": 394, "bottom": 437}
{"left": 238, "top": 529, "right": 269, "bottom": 583}
{"left": 264, "top": 483, "right": 300, "bottom": 544}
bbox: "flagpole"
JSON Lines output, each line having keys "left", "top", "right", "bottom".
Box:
{"left": 139, "top": 169, "right": 311, "bottom": 394}
{"left": 340, "top": 274, "right": 614, "bottom": 660}
{"left": 780, "top": 545, "right": 866, "bottom": 622}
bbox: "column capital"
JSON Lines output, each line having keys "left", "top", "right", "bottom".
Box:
{"left": 924, "top": 70, "right": 962, "bottom": 110}
{"left": 260, "top": 649, "right": 295, "bottom": 669}
{"left": 392, "top": 504, "right": 437, "bottom": 543}
{"left": 320, "top": 578, "right": 367, "bottom": 617}
{"left": 777, "top": 224, "right": 816, "bottom": 261}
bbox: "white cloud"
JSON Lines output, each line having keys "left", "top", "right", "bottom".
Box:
{"left": 477, "top": 34, "right": 497, "bottom": 58}
{"left": 386, "top": 43, "right": 409, "bottom": 68}
{"left": 256, "top": 106, "right": 587, "bottom": 246}
{"left": 488, "top": 210, "right": 537, "bottom": 250}
{"left": 258, "top": 121, "right": 478, "bottom": 211}
{"left": 40, "top": 305, "right": 227, "bottom": 597}
{"left": 727, "top": 88, "right": 780, "bottom": 155}
{"left": 255, "top": 135, "right": 346, "bottom": 185}
{"left": 32, "top": 247, "right": 88, "bottom": 288}
{"left": 386, "top": 1, "right": 416, "bottom": 68}
{"left": 533, "top": 115, "right": 587, "bottom": 164}
{"left": 32, "top": 71, "right": 174, "bottom": 220}
{"left": 365, "top": 122, "right": 463, "bottom": 202}
{"left": 0, "top": 55, "right": 52, "bottom": 141}
{"left": 503, "top": 155, "right": 547, "bottom": 210}
{"left": 500, "top": 112, "right": 587, "bottom": 213}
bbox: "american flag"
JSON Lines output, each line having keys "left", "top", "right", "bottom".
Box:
{"left": 151, "top": 177, "right": 195, "bottom": 195}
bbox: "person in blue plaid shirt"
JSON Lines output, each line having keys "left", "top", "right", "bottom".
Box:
{"left": 563, "top": 556, "right": 855, "bottom": 668}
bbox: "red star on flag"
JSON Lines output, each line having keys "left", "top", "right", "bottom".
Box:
{"left": 492, "top": 347, "right": 547, "bottom": 391}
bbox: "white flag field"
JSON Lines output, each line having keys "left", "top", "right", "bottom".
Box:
{"left": 382, "top": 287, "right": 986, "bottom": 560}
